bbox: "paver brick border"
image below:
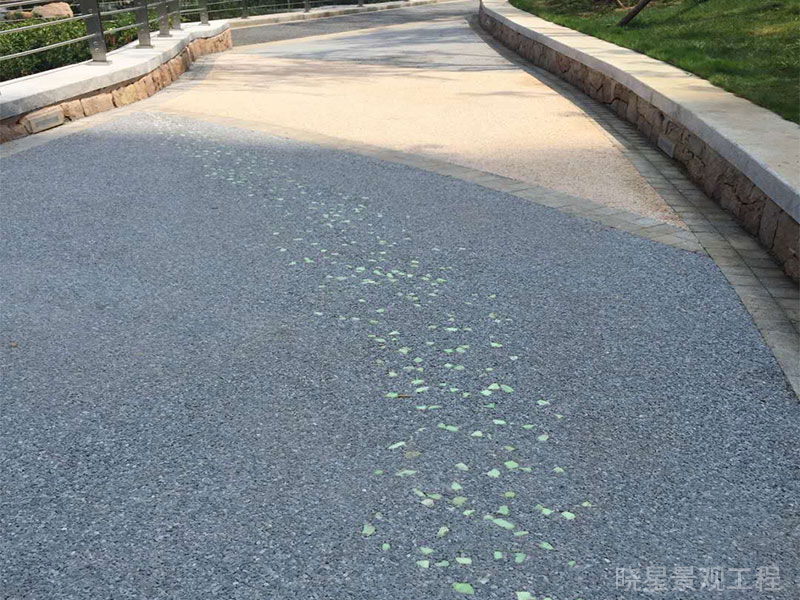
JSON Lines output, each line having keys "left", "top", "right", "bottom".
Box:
{"left": 0, "top": 28, "right": 232, "bottom": 144}
{"left": 478, "top": 0, "right": 799, "bottom": 283}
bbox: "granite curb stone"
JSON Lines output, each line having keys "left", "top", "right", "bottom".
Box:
{"left": 0, "top": 28, "right": 232, "bottom": 143}
{"left": 0, "top": 21, "right": 231, "bottom": 123}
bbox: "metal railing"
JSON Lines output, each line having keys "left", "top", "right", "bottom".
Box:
{"left": 207, "top": 0, "right": 366, "bottom": 19}
{"left": 0, "top": 0, "right": 210, "bottom": 65}
{"left": 0, "top": 0, "right": 380, "bottom": 69}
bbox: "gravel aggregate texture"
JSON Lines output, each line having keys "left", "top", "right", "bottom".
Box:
{"left": 230, "top": 1, "right": 477, "bottom": 46}
{"left": 2, "top": 112, "right": 798, "bottom": 599}
{"left": 172, "top": 1, "right": 683, "bottom": 225}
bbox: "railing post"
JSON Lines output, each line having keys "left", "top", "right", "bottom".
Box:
{"left": 170, "top": 0, "right": 181, "bottom": 30}
{"left": 199, "top": 0, "right": 209, "bottom": 25}
{"left": 304, "top": 0, "right": 309, "bottom": 12}
{"left": 80, "top": 0, "right": 108, "bottom": 62}
{"left": 134, "top": 0, "right": 152, "bottom": 47}
{"left": 241, "top": 0, "right": 248, "bottom": 18}
{"left": 157, "top": 0, "right": 171, "bottom": 36}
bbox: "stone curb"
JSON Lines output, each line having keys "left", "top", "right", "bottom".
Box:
{"left": 479, "top": 0, "right": 799, "bottom": 283}
{"left": 0, "top": 27, "right": 232, "bottom": 143}
{"left": 0, "top": 21, "right": 230, "bottom": 119}
{"left": 227, "top": 0, "right": 459, "bottom": 28}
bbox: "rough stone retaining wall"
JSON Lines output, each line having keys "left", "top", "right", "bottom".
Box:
{"left": 0, "top": 29, "right": 231, "bottom": 144}
{"left": 480, "top": 4, "right": 799, "bottom": 281}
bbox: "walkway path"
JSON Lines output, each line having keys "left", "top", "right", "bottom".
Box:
{"left": 1, "top": 3, "right": 798, "bottom": 599}
{"left": 177, "top": 5, "right": 679, "bottom": 225}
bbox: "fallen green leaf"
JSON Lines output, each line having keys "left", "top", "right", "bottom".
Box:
{"left": 452, "top": 582, "right": 475, "bottom": 595}
{"left": 492, "top": 518, "right": 515, "bottom": 530}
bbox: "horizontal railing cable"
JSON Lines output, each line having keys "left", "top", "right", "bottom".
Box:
{"left": 0, "top": 0, "right": 373, "bottom": 70}
{"left": 0, "top": 13, "right": 93, "bottom": 36}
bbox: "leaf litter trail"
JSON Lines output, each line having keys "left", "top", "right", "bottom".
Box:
{"left": 2, "top": 111, "right": 798, "bottom": 599}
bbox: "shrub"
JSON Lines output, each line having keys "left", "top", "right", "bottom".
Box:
{"left": 0, "top": 14, "right": 142, "bottom": 81}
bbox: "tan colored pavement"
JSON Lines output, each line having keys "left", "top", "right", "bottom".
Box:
{"left": 160, "top": 17, "right": 684, "bottom": 227}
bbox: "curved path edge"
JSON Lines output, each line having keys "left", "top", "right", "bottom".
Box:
{"left": 154, "top": 94, "right": 800, "bottom": 398}
{"left": 2, "top": 5, "right": 797, "bottom": 399}
{"left": 2, "top": 107, "right": 798, "bottom": 600}
{"left": 479, "top": 0, "right": 799, "bottom": 283}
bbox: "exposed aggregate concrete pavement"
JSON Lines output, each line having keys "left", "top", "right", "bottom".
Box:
{"left": 230, "top": 0, "right": 475, "bottom": 46}
{"left": 2, "top": 3, "right": 798, "bottom": 598}
{"left": 162, "top": 3, "right": 684, "bottom": 227}
{"left": 1, "top": 112, "right": 798, "bottom": 599}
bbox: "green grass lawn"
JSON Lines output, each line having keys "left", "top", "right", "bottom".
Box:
{"left": 508, "top": 0, "right": 800, "bottom": 123}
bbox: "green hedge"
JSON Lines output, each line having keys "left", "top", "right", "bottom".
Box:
{"left": 0, "top": 0, "right": 390, "bottom": 81}
{"left": 0, "top": 14, "right": 143, "bottom": 81}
